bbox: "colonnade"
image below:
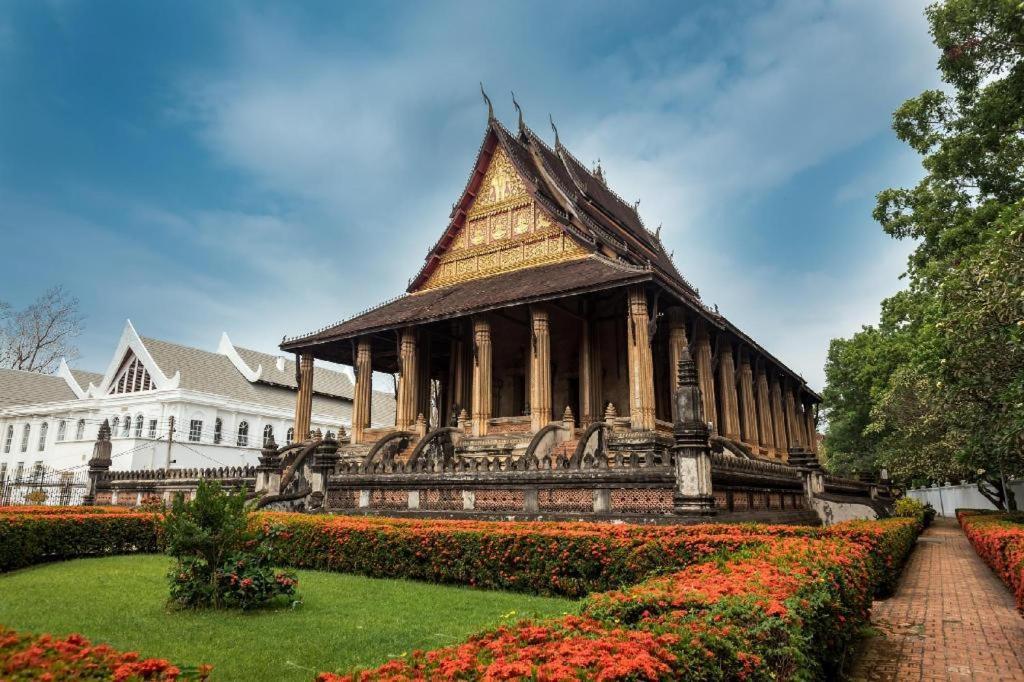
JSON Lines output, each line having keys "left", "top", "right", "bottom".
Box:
{"left": 293, "top": 287, "right": 818, "bottom": 458}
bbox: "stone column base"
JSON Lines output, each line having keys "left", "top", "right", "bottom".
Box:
{"left": 673, "top": 492, "right": 717, "bottom": 516}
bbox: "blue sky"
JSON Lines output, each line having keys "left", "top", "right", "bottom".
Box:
{"left": 0, "top": 0, "right": 939, "bottom": 389}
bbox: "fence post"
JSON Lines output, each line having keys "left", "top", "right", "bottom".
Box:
{"left": 82, "top": 420, "right": 113, "bottom": 506}
{"left": 671, "top": 350, "right": 716, "bottom": 515}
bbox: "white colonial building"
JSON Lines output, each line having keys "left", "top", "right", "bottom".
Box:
{"left": 0, "top": 321, "right": 395, "bottom": 481}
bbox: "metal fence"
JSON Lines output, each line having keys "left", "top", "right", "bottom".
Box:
{"left": 0, "top": 465, "right": 87, "bottom": 506}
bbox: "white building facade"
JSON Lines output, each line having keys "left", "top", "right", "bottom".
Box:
{"left": 0, "top": 321, "right": 395, "bottom": 481}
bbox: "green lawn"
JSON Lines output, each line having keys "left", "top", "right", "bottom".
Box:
{"left": 0, "top": 555, "right": 575, "bottom": 680}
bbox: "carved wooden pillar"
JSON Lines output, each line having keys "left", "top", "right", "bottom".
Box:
{"left": 769, "top": 372, "right": 789, "bottom": 457}
{"left": 625, "top": 286, "right": 656, "bottom": 431}
{"left": 471, "top": 316, "right": 492, "bottom": 436}
{"left": 416, "top": 335, "right": 431, "bottom": 430}
{"left": 293, "top": 352, "right": 314, "bottom": 440}
{"left": 693, "top": 319, "right": 717, "bottom": 433}
{"left": 667, "top": 309, "right": 689, "bottom": 398}
{"left": 737, "top": 350, "right": 757, "bottom": 447}
{"left": 578, "top": 317, "right": 600, "bottom": 425}
{"left": 804, "top": 401, "right": 817, "bottom": 454}
{"left": 529, "top": 306, "right": 552, "bottom": 432}
{"left": 351, "top": 338, "right": 373, "bottom": 444}
{"left": 716, "top": 340, "right": 741, "bottom": 440}
{"left": 754, "top": 360, "right": 775, "bottom": 456}
{"left": 784, "top": 381, "right": 801, "bottom": 448}
{"left": 395, "top": 328, "right": 419, "bottom": 429}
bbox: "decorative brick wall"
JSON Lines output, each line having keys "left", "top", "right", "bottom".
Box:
{"left": 328, "top": 489, "right": 358, "bottom": 509}
{"left": 422, "top": 489, "right": 462, "bottom": 511}
{"left": 538, "top": 488, "right": 591, "bottom": 513}
{"left": 474, "top": 489, "right": 525, "bottom": 511}
{"left": 610, "top": 489, "right": 674, "bottom": 514}
{"left": 370, "top": 489, "right": 407, "bottom": 510}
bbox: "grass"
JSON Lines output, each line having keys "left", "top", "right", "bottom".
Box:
{"left": 0, "top": 555, "right": 576, "bottom": 681}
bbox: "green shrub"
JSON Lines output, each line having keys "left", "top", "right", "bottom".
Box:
{"left": 0, "top": 512, "right": 159, "bottom": 573}
{"left": 164, "top": 481, "right": 297, "bottom": 610}
{"left": 891, "top": 497, "right": 934, "bottom": 528}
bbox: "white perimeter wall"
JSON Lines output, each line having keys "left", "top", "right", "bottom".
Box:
{"left": 908, "top": 481, "right": 1024, "bottom": 517}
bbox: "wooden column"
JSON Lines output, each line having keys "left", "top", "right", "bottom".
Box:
{"left": 293, "top": 352, "right": 314, "bottom": 440}
{"left": 737, "top": 350, "right": 757, "bottom": 446}
{"left": 447, "top": 321, "right": 469, "bottom": 423}
{"left": 529, "top": 306, "right": 552, "bottom": 432}
{"left": 754, "top": 360, "right": 775, "bottom": 456}
{"left": 416, "top": 335, "right": 431, "bottom": 429}
{"left": 625, "top": 287, "right": 656, "bottom": 431}
{"left": 395, "top": 328, "right": 418, "bottom": 429}
{"left": 784, "top": 382, "right": 801, "bottom": 448}
{"left": 471, "top": 316, "right": 492, "bottom": 436}
{"left": 667, "top": 309, "right": 689, "bottom": 397}
{"left": 693, "top": 319, "right": 717, "bottom": 433}
{"left": 351, "top": 338, "right": 372, "bottom": 444}
{"left": 804, "top": 401, "right": 817, "bottom": 454}
{"left": 769, "top": 372, "right": 789, "bottom": 457}
{"left": 716, "top": 340, "right": 741, "bottom": 440}
{"left": 578, "top": 317, "right": 599, "bottom": 425}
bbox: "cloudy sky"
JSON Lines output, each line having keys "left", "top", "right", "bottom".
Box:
{"left": 0, "top": 0, "right": 939, "bottom": 389}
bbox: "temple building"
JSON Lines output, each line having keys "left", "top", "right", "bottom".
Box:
{"left": 281, "top": 100, "right": 820, "bottom": 467}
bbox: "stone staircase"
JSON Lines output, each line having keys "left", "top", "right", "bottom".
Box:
{"left": 786, "top": 447, "right": 821, "bottom": 470}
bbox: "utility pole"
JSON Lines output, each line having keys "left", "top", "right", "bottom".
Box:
{"left": 165, "top": 416, "right": 175, "bottom": 470}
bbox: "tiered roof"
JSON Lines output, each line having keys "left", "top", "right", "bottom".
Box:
{"left": 282, "top": 104, "right": 818, "bottom": 399}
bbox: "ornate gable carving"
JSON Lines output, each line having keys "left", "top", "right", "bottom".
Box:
{"left": 415, "top": 146, "right": 585, "bottom": 292}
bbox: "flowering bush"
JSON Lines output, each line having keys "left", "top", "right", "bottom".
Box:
{"left": 317, "top": 518, "right": 920, "bottom": 681}
{"left": 959, "top": 510, "right": 1024, "bottom": 610}
{"left": 164, "top": 481, "right": 297, "bottom": 610}
{"left": 0, "top": 625, "right": 211, "bottom": 680}
{"left": 0, "top": 512, "right": 160, "bottom": 573}
{"left": 825, "top": 517, "right": 921, "bottom": 596}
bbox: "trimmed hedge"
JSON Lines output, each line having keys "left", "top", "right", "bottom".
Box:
{"left": 0, "top": 508, "right": 921, "bottom": 680}
{"left": 0, "top": 625, "right": 210, "bottom": 680}
{"left": 958, "top": 509, "right": 1024, "bottom": 610}
{"left": 0, "top": 512, "right": 160, "bottom": 573}
{"left": 318, "top": 518, "right": 920, "bottom": 681}
{"left": 254, "top": 513, "right": 788, "bottom": 598}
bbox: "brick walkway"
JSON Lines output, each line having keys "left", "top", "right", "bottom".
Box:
{"left": 849, "top": 518, "right": 1024, "bottom": 681}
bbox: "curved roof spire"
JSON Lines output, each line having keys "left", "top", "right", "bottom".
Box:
{"left": 479, "top": 82, "right": 494, "bottom": 120}
{"left": 549, "top": 113, "right": 560, "bottom": 147}
{"left": 511, "top": 91, "right": 525, "bottom": 134}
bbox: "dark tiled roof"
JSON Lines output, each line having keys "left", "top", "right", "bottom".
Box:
{"left": 283, "top": 256, "right": 652, "bottom": 348}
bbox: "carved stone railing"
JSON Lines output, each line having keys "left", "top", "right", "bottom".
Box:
{"left": 710, "top": 453, "right": 802, "bottom": 489}
{"left": 102, "top": 466, "right": 256, "bottom": 482}
{"left": 823, "top": 474, "right": 874, "bottom": 497}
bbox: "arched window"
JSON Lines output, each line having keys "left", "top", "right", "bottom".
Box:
{"left": 75, "top": 419, "right": 85, "bottom": 440}
{"left": 20, "top": 424, "right": 30, "bottom": 452}
{"left": 56, "top": 420, "right": 67, "bottom": 442}
{"left": 37, "top": 422, "right": 48, "bottom": 451}
{"left": 262, "top": 424, "right": 274, "bottom": 447}
{"left": 111, "top": 416, "right": 119, "bottom": 436}
{"left": 121, "top": 417, "right": 131, "bottom": 438}
{"left": 286, "top": 427, "right": 294, "bottom": 445}
{"left": 236, "top": 421, "right": 249, "bottom": 447}
{"left": 213, "top": 418, "right": 223, "bottom": 445}
{"left": 3, "top": 425, "right": 13, "bottom": 453}
{"left": 134, "top": 415, "right": 144, "bottom": 438}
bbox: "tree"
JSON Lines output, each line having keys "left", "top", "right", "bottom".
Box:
{"left": 0, "top": 286, "right": 84, "bottom": 373}
{"left": 823, "top": 0, "right": 1023, "bottom": 508}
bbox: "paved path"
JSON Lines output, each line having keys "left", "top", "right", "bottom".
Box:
{"left": 849, "top": 518, "right": 1024, "bottom": 681}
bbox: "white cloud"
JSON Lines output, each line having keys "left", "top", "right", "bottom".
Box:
{"left": 171, "top": 0, "right": 940, "bottom": 389}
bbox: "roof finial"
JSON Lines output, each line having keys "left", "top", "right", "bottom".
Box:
{"left": 549, "top": 113, "right": 560, "bottom": 147}
{"left": 633, "top": 198, "right": 641, "bottom": 211}
{"left": 593, "top": 158, "right": 606, "bottom": 185}
{"left": 480, "top": 82, "right": 494, "bottom": 120}
{"left": 511, "top": 91, "right": 525, "bottom": 134}
{"left": 655, "top": 223, "right": 662, "bottom": 239}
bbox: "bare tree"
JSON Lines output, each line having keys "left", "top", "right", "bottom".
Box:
{"left": 0, "top": 286, "right": 84, "bottom": 373}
